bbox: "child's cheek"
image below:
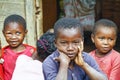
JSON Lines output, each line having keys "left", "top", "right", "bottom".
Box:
{"left": 56, "top": 45, "right": 64, "bottom": 51}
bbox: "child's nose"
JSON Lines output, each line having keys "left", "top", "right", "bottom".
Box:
{"left": 103, "top": 39, "right": 108, "bottom": 44}
{"left": 11, "top": 34, "right": 17, "bottom": 38}
{"left": 67, "top": 44, "right": 74, "bottom": 50}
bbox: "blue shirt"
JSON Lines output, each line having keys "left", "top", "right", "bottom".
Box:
{"left": 43, "top": 50, "right": 102, "bottom": 80}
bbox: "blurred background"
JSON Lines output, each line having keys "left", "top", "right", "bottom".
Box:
{"left": 0, "top": 0, "right": 120, "bottom": 52}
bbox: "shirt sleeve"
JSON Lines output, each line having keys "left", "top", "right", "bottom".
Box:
{"left": 43, "top": 56, "right": 58, "bottom": 80}
{"left": 83, "top": 53, "right": 102, "bottom": 72}
{"left": 82, "top": 53, "right": 107, "bottom": 80}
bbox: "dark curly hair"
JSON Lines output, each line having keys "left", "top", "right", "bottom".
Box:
{"left": 54, "top": 18, "right": 84, "bottom": 39}
{"left": 3, "top": 14, "right": 26, "bottom": 30}
{"left": 37, "top": 32, "right": 56, "bottom": 61}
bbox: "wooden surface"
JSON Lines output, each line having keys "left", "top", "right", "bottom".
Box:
{"left": 42, "top": 0, "right": 57, "bottom": 33}
{"left": 25, "top": 0, "right": 36, "bottom": 47}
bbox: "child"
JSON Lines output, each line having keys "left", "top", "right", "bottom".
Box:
{"left": 11, "top": 31, "right": 56, "bottom": 80}
{"left": 2, "top": 14, "right": 36, "bottom": 80}
{"left": 43, "top": 18, "right": 107, "bottom": 80}
{"left": 90, "top": 19, "right": 120, "bottom": 80}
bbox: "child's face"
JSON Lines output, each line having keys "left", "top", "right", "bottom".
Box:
{"left": 3, "top": 22, "right": 27, "bottom": 48}
{"left": 55, "top": 28, "right": 83, "bottom": 60}
{"left": 91, "top": 26, "right": 116, "bottom": 54}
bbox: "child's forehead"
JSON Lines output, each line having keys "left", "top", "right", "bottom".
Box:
{"left": 4, "top": 22, "right": 25, "bottom": 29}
{"left": 58, "top": 28, "right": 80, "bottom": 32}
{"left": 58, "top": 27, "right": 80, "bottom": 31}
{"left": 95, "top": 26, "right": 117, "bottom": 35}
{"left": 7, "top": 22, "right": 21, "bottom": 26}
{"left": 57, "top": 28, "right": 82, "bottom": 37}
{"left": 96, "top": 25, "right": 116, "bottom": 31}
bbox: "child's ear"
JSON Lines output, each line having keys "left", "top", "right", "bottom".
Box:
{"left": 54, "top": 40, "right": 57, "bottom": 47}
{"left": 91, "top": 34, "right": 95, "bottom": 43}
{"left": 25, "top": 29, "right": 28, "bottom": 34}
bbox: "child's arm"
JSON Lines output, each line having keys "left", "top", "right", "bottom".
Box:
{"left": 75, "top": 42, "right": 107, "bottom": 80}
{"left": 54, "top": 50, "right": 70, "bottom": 80}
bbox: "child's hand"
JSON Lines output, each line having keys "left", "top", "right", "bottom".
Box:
{"left": 54, "top": 50, "right": 70, "bottom": 66}
{"left": 75, "top": 42, "right": 84, "bottom": 67}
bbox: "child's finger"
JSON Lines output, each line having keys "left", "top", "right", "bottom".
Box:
{"left": 57, "top": 49, "right": 65, "bottom": 56}
{"left": 53, "top": 57, "right": 60, "bottom": 62}
{"left": 75, "top": 44, "right": 84, "bottom": 66}
{"left": 80, "top": 41, "right": 83, "bottom": 51}
{"left": 78, "top": 46, "right": 82, "bottom": 58}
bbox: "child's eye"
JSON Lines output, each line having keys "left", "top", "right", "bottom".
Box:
{"left": 5, "top": 32, "right": 12, "bottom": 36}
{"left": 6, "top": 33, "right": 11, "bottom": 34}
{"left": 73, "top": 41, "right": 80, "bottom": 45}
{"left": 98, "top": 37, "right": 104, "bottom": 40}
{"left": 108, "top": 38, "right": 113, "bottom": 41}
{"left": 16, "top": 32, "right": 21, "bottom": 35}
{"left": 60, "top": 41, "right": 67, "bottom": 45}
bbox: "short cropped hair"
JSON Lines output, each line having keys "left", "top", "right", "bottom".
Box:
{"left": 37, "top": 32, "right": 56, "bottom": 61}
{"left": 3, "top": 14, "right": 26, "bottom": 30}
{"left": 92, "top": 19, "right": 118, "bottom": 35}
{"left": 54, "top": 18, "right": 84, "bottom": 39}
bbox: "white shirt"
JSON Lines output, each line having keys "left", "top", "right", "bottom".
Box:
{"left": 11, "top": 55, "right": 44, "bottom": 80}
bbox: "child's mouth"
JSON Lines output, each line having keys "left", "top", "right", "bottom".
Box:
{"left": 67, "top": 53, "right": 75, "bottom": 58}
{"left": 10, "top": 41, "right": 18, "bottom": 45}
{"left": 103, "top": 47, "right": 109, "bottom": 51}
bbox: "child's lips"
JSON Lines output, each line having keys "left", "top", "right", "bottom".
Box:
{"left": 10, "top": 41, "right": 18, "bottom": 45}
{"left": 67, "top": 53, "right": 75, "bottom": 58}
{"left": 103, "top": 47, "right": 109, "bottom": 51}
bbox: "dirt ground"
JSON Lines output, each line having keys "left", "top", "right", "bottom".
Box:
{"left": 84, "top": 31, "right": 120, "bottom": 53}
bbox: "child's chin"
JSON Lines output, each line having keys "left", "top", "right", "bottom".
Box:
{"left": 69, "top": 57, "right": 75, "bottom": 60}
{"left": 10, "top": 45, "right": 19, "bottom": 48}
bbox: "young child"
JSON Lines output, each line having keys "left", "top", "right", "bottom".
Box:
{"left": 11, "top": 31, "right": 56, "bottom": 80}
{"left": 2, "top": 14, "right": 36, "bottom": 80}
{"left": 43, "top": 18, "right": 107, "bottom": 80}
{"left": 90, "top": 19, "right": 120, "bottom": 80}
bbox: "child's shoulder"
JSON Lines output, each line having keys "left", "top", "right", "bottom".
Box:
{"left": 23, "top": 44, "right": 36, "bottom": 54}
{"left": 89, "top": 49, "right": 96, "bottom": 55}
{"left": 23, "top": 44, "right": 36, "bottom": 50}
{"left": 1, "top": 45, "right": 10, "bottom": 54}
{"left": 110, "top": 49, "right": 120, "bottom": 57}
{"left": 2, "top": 45, "right": 10, "bottom": 49}
{"left": 23, "top": 44, "right": 36, "bottom": 49}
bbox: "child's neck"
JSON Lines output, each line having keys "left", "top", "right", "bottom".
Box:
{"left": 10, "top": 44, "right": 26, "bottom": 52}
{"left": 69, "top": 60, "right": 75, "bottom": 70}
{"left": 95, "top": 49, "right": 111, "bottom": 57}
